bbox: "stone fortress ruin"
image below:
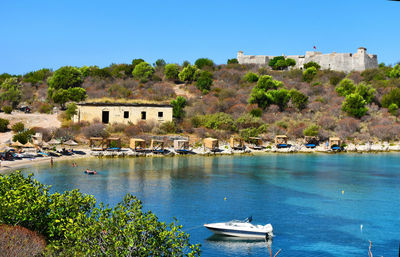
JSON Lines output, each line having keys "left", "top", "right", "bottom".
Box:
{"left": 237, "top": 47, "right": 378, "bottom": 72}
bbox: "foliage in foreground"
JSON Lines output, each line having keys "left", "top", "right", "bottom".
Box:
{"left": 0, "top": 172, "right": 201, "bottom": 256}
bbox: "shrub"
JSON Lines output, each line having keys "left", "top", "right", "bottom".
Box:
{"left": 194, "top": 58, "right": 214, "bottom": 69}
{"left": 388, "top": 103, "right": 398, "bottom": 116}
{"left": 159, "top": 121, "right": 177, "bottom": 134}
{"left": 195, "top": 71, "right": 213, "bottom": 92}
{"left": 48, "top": 66, "right": 83, "bottom": 90}
{"left": 1, "top": 78, "right": 22, "bottom": 108}
{"left": 65, "top": 103, "right": 77, "bottom": 120}
{"left": 2, "top": 105, "right": 12, "bottom": 114}
{"left": 194, "top": 113, "right": 235, "bottom": 131}
{"left": 13, "top": 129, "right": 35, "bottom": 144}
{"left": 303, "top": 62, "right": 321, "bottom": 70}
{"left": 235, "top": 113, "right": 264, "bottom": 129}
{"left": 318, "top": 116, "right": 336, "bottom": 130}
{"left": 303, "top": 124, "right": 320, "bottom": 136}
{"left": 82, "top": 123, "right": 109, "bottom": 138}
{"left": 243, "top": 72, "right": 259, "bottom": 83}
{"left": 329, "top": 76, "right": 341, "bottom": 86}
{"left": 11, "top": 122, "right": 24, "bottom": 133}
{"left": 302, "top": 67, "right": 317, "bottom": 82}
{"left": 38, "top": 102, "right": 52, "bottom": 114}
{"left": 355, "top": 82, "right": 375, "bottom": 103}
{"left": 249, "top": 75, "right": 284, "bottom": 109}
{"left": 164, "top": 64, "right": 180, "bottom": 81}
{"left": 268, "top": 56, "right": 296, "bottom": 70}
{"left": 342, "top": 93, "right": 368, "bottom": 118}
{"left": 171, "top": 96, "right": 187, "bottom": 119}
{"left": 0, "top": 225, "right": 46, "bottom": 257}
{"left": 227, "top": 58, "right": 238, "bottom": 64}
{"left": 107, "top": 123, "right": 128, "bottom": 133}
{"left": 131, "top": 58, "right": 145, "bottom": 68}
{"left": 250, "top": 108, "right": 263, "bottom": 117}
{"left": 335, "top": 78, "right": 356, "bottom": 96}
{"left": 132, "top": 62, "right": 154, "bottom": 81}
{"left": 289, "top": 89, "right": 308, "bottom": 110}
{"left": 178, "top": 64, "right": 198, "bottom": 83}
{"left": 268, "top": 88, "right": 291, "bottom": 111}
{"left": 0, "top": 172, "right": 201, "bottom": 256}
{"left": 239, "top": 125, "right": 268, "bottom": 141}
{"left": 0, "top": 118, "right": 9, "bottom": 132}
{"left": 382, "top": 88, "right": 400, "bottom": 108}
{"left": 389, "top": 64, "right": 400, "bottom": 78}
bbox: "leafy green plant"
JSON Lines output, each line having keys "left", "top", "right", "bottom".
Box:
{"left": 303, "top": 62, "right": 321, "bottom": 70}
{"left": 243, "top": 72, "right": 259, "bottom": 83}
{"left": 178, "top": 64, "right": 198, "bottom": 83}
{"left": 388, "top": 103, "right": 398, "bottom": 116}
{"left": 335, "top": 78, "right": 356, "bottom": 96}
{"left": 289, "top": 89, "right": 308, "bottom": 110}
{"left": 389, "top": 64, "right": 400, "bottom": 78}
{"left": 302, "top": 67, "right": 317, "bottom": 82}
{"left": 196, "top": 71, "right": 213, "bottom": 92}
{"left": 382, "top": 88, "right": 400, "bottom": 108}
{"left": 65, "top": 103, "right": 77, "bottom": 120}
{"left": 2, "top": 105, "right": 12, "bottom": 114}
{"left": 132, "top": 62, "right": 155, "bottom": 81}
{"left": 164, "top": 64, "right": 180, "bottom": 81}
{"left": 194, "top": 58, "right": 214, "bottom": 69}
{"left": 171, "top": 96, "right": 187, "bottom": 119}
{"left": 227, "top": 58, "right": 238, "bottom": 64}
{"left": 160, "top": 121, "right": 177, "bottom": 133}
{"left": 303, "top": 124, "right": 320, "bottom": 136}
{"left": 13, "top": 129, "right": 35, "bottom": 144}
{"left": 11, "top": 122, "right": 24, "bottom": 133}
{"left": 0, "top": 172, "right": 201, "bottom": 256}
{"left": 0, "top": 118, "right": 9, "bottom": 132}
{"left": 342, "top": 93, "right": 368, "bottom": 118}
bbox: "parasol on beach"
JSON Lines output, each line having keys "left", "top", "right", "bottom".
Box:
{"left": 11, "top": 141, "right": 24, "bottom": 148}
{"left": 47, "top": 138, "right": 61, "bottom": 145}
{"left": 41, "top": 141, "right": 50, "bottom": 149}
{"left": 63, "top": 139, "right": 78, "bottom": 146}
{"left": 23, "top": 142, "right": 35, "bottom": 148}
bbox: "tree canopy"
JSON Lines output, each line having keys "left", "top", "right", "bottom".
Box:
{"left": 132, "top": 62, "right": 155, "bottom": 81}
{"left": 194, "top": 58, "right": 214, "bottom": 69}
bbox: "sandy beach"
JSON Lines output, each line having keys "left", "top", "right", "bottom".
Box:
{"left": 3, "top": 140, "right": 400, "bottom": 172}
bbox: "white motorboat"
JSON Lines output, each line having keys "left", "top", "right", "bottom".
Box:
{"left": 204, "top": 217, "right": 273, "bottom": 239}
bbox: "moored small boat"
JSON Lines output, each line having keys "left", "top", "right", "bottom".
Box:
{"left": 204, "top": 217, "right": 273, "bottom": 239}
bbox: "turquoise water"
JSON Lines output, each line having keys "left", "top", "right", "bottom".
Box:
{"left": 19, "top": 154, "right": 400, "bottom": 256}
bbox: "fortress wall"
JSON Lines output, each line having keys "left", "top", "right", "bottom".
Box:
{"left": 237, "top": 48, "right": 378, "bottom": 72}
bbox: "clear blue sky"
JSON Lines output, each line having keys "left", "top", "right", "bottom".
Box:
{"left": 1, "top": 0, "right": 399, "bottom": 74}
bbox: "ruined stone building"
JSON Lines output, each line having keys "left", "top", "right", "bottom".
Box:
{"left": 237, "top": 47, "right": 378, "bottom": 72}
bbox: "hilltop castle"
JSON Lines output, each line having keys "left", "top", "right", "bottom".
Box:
{"left": 237, "top": 47, "right": 378, "bottom": 72}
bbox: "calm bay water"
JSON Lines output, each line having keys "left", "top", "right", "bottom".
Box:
{"left": 19, "top": 153, "right": 400, "bottom": 256}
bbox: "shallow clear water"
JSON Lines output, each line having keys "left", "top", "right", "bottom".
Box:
{"left": 18, "top": 153, "right": 400, "bottom": 256}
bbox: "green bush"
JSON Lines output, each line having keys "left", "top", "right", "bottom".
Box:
{"left": 131, "top": 58, "right": 145, "bottom": 69}
{"left": 65, "top": 103, "right": 77, "bottom": 120}
{"left": 302, "top": 67, "right": 317, "bottom": 82}
{"left": 0, "top": 118, "right": 9, "bottom": 132}
{"left": 355, "top": 83, "right": 375, "bottom": 103}
{"left": 389, "top": 64, "right": 400, "bottom": 78}
{"left": 335, "top": 78, "right": 356, "bottom": 96}
{"left": 235, "top": 113, "right": 264, "bottom": 129}
{"left": 249, "top": 75, "right": 284, "bottom": 109}
{"left": 243, "top": 72, "right": 259, "bottom": 83}
{"left": 250, "top": 108, "right": 263, "bottom": 117}
{"left": 289, "top": 89, "right": 308, "bottom": 110}
{"left": 12, "top": 129, "right": 35, "bottom": 144}
{"left": 38, "top": 103, "right": 52, "bottom": 114}
{"left": 195, "top": 71, "right": 213, "bottom": 92}
{"left": 160, "top": 121, "right": 177, "bottom": 134}
{"left": 303, "top": 62, "right": 321, "bottom": 70}
{"left": 303, "top": 124, "right": 320, "bottom": 136}
{"left": 382, "top": 88, "right": 400, "bottom": 108}
{"left": 388, "top": 103, "right": 398, "bottom": 116}
{"left": 268, "top": 88, "right": 291, "bottom": 111}
{"left": 2, "top": 105, "right": 12, "bottom": 114}
{"left": 0, "top": 172, "right": 201, "bottom": 256}
{"left": 164, "top": 64, "right": 180, "bottom": 81}
{"left": 48, "top": 66, "right": 83, "bottom": 90}
{"left": 227, "top": 58, "right": 238, "bottom": 64}
{"left": 178, "top": 64, "right": 198, "bottom": 83}
{"left": 268, "top": 56, "right": 296, "bottom": 70}
{"left": 193, "top": 113, "right": 235, "bottom": 131}
{"left": 11, "top": 122, "right": 24, "bottom": 133}
{"left": 132, "top": 62, "right": 154, "bottom": 81}
{"left": 1, "top": 78, "right": 22, "bottom": 108}
{"left": 171, "top": 96, "right": 187, "bottom": 119}
{"left": 239, "top": 124, "right": 267, "bottom": 141}
{"left": 342, "top": 93, "right": 368, "bottom": 118}
{"left": 194, "top": 58, "right": 214, "bottom": 69}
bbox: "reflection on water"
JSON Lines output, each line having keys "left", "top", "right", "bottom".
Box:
{"left": 17, "top": 153, "right": 400, "bottom": 257}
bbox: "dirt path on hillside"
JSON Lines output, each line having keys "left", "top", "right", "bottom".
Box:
{"left": 173, "top": 84, "right": 196, "bottom": 99}
{"left": 0, "top": 112, "right": 61, "bottom": 143}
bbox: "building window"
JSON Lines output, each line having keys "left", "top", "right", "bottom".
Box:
{"left": 124, "top": 111, "right": 129, "bottom": 119}
{"left": 141, "top": 111, "right": 146, "bottom": 120}
{"left": 158, "top": 112, "right": 163, "bottom": 118}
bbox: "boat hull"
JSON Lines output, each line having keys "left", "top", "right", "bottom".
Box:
{"left": 204, "top": 225, "right": 272, "bottom": 239}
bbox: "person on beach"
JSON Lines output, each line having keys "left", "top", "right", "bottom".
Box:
{"left": 50, "top": 157, "right": 53, "bottom": 167}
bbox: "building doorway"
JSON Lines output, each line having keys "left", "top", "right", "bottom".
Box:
{"left": 102, "top": 111, "right": 109, "bottom": 124}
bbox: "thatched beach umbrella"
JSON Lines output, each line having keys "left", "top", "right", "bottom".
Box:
{"left": 64, "top": 139, "right": 78, "bottom": 146}
{"left": 23, "top": 142, "right": 34, "bottom": 148}
{"left": 41, "top": 141, "right": 50, "bottom": 149}
{"left": 11, "top": 141, "right": 24, "bottom": 148}
{"left": 47, "top": 139, "right": 61, "bottom": 145}
{"left": 0, "top": 144, "right": 9, "bottom": 152}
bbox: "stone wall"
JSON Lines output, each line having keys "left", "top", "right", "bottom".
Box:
{"left": 237, "top": 48, "right": 378, "bottom": 72}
